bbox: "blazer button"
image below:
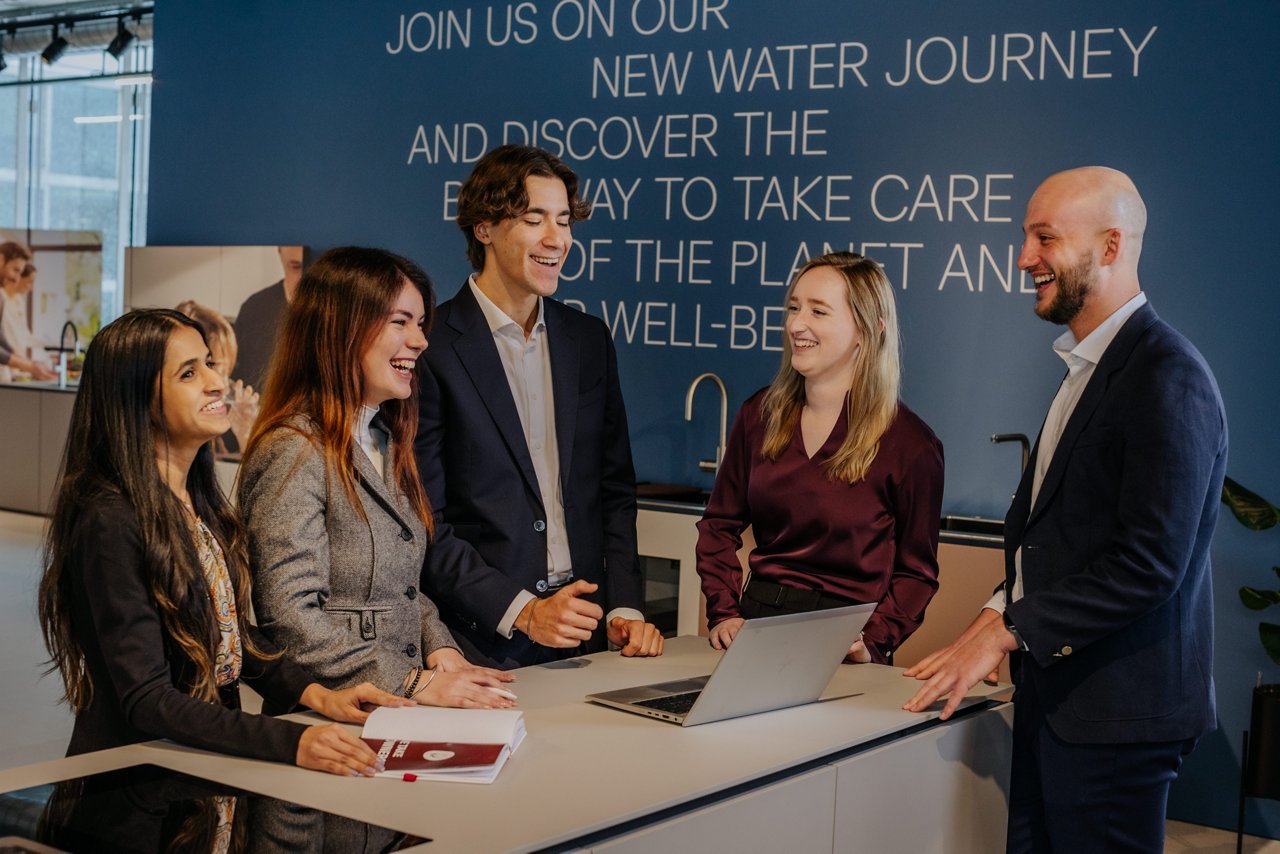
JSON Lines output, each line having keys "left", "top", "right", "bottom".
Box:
{"left": 1059, "top": 645, "right": 1073, "bottom": 656}
{"left": 400, "top": 528, "right": 413, "bottom": 542}
{"left": 535, "top": 580, "right": 549, "bottom": 593}
{"left": 533, "top": 520, "right": 546, "bottom": 532}
{"left": 405, "top": 643, "right": 418, "bottom": 658}
{"left": 405, "top": 586, "right": 417, "bottom": 600}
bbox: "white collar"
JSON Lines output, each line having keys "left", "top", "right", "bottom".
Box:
{"left": 469, "top": 275, "right": 546, "bottom": 338}
{"left": 355, "top": 404, "right": 380, "bottom": 444}
{"left": 1052, "top": 292, "right": 1148, "bottom": 372}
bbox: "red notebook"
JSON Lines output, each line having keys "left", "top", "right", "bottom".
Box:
{"left": 362, "top": 739, "right": 505, "bottom": 775}
{"left": 360, "top": 707, "right": 526, "bottom": 784}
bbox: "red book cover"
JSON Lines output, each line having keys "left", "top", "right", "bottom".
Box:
{"left": 362, "top": 738, "right": 505, "bottom": 774}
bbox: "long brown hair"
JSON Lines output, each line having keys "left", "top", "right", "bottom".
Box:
{"left": 242, "top": 246, "right": 435, "bottom": 532}
{"left": 39, "top": 309, "right": 271, "bottom": 711}
{"left": 761, "top": 252, "right": 902, "bottom": 483}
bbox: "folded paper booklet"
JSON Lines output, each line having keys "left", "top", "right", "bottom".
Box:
{"left": 360, "top": 706, "right": 526, "bottom": 784}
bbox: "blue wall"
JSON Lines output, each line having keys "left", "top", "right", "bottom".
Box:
{"left": 148, "top": 1, "right": 1280, "bottom": 836}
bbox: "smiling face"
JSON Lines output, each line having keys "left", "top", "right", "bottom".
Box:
{"left": 786, "top": 265, "right": 862, "bottom": 386}
{"left": 1018, "top": 176, "right": 1109, "bottom": 328}
{"left": 475, "top": 175, "right": 571, "bottom": 311}
{"left": 1033, "top": 251, "right": 1097, "bottom": 326}
{"left": 156, "top": 325, "right": 228, "bottom": 455}
{"left": 360, "top": 279, "right": 427, "bottom": 408}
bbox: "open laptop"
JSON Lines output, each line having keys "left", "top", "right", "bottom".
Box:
{"left": 586, "top": 603, "right": 875, "bottom": 726}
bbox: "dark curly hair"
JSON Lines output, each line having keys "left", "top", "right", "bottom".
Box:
{"left": 456, "top": 145, "right": 591, "bottom": 271}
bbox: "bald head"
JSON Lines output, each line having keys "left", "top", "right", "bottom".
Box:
{"left": 1020, "top": 167, "right": 1148, "bottom": 339}
{"left": 1030, "top": 167, "right": 1147, "bottom": 266}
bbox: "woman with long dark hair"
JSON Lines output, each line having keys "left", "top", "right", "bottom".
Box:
{"left": 239, "top": 247, "right": 514, "bottom": 707}
{"left": 39, "top": 309, "right": 409, "bottom": 776}
{"left": 696, "top": 252, "right": 945, "bottom": 664}
{"left": 175, "top": 299, "right": 259, "bottom": 456}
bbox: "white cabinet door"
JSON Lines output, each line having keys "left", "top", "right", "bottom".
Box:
{"left": 593, "top": 765, "right": 837, "bottom": 853}
{"left": 38, "top": 392, "right": 76, "bottom": 513}
{"left": 0, "top": 389, "right": 43, "bottom": 513}
{"left": 833, "top": 703, "right": 1014, "bottom": 854}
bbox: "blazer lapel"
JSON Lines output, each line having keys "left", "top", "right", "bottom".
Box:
{"left": 447, "top": 284, "right": 543, "bottom": 500}
{"left": 545, "top": 302, "right": 579, "bottom": 489}
{"left": 350, "top": 435, "right": 414, "bottom": 532}
{"left": 1025, "top": 303, "right": 1158, "bottom": 527}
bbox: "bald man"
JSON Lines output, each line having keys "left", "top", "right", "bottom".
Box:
{"left": 904, "top": 167, "right": 1226, "bottom": 852}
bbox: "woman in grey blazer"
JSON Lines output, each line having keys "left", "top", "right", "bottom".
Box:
{"left": 239, "top": 247, "right": 515, "bottom": 708}
{"left": 40, "top": 308, "right": 408, "bottom": 778}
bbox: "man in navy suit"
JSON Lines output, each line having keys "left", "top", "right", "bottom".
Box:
{"left": 417, "top": 145, "right": 663, "bottom": 669}
{"left": 904, "top": 166, "right": 1226, "bottom": 852}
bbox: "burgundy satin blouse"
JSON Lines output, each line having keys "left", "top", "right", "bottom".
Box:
{"left": 696, "top": 388, "right": 944, "bottom": 662}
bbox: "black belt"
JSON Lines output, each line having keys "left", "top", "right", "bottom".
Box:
{"left": 743, "top": 578, "right": 853, "bottom": 613}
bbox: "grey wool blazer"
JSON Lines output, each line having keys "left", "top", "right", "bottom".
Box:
{"left": 240, "top": 419, "right": 457, "bottom": 695}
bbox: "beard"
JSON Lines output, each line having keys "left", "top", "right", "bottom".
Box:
{"left": 1035, "top": 253, "right": 1096, "bottom": 325}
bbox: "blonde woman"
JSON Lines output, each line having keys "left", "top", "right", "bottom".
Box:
{"left": 696, "top": 252, "right": 944, "bottom": 664}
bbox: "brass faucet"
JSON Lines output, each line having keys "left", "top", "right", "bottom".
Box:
{"left": 684, "top": 372, "right": 728, "bottom": 473}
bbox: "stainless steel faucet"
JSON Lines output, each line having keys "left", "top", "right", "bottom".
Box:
{"left": 60, "top": 321, "right": 79, "bottom": 355}
{"left": 991, "top": 433, "right": 1031, "bottom": 498}
{"left": 684, "top": 372, "right": 728, "bottom": 473}
{"left": 991, "top": 433, "right": 1030, "bottom": 474}
{"left": 52, "top": 321, "right": 80, "bottom": 387}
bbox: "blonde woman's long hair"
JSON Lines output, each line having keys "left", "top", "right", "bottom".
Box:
{"left": 761, "top": 252, "right": 901, "bottom": 483}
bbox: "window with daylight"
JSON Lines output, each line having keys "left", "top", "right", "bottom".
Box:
{"left": 0, "top": 35, "right": 152, "bottom": 321}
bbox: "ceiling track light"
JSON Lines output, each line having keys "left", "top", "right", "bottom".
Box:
{"left": 105, "top": 15, "right": 135, "bottom": 60}
{"left": 41, "top": 22, "right": 69, "bottom": 66}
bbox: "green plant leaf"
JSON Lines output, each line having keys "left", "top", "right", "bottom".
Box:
{"left": 1221, "top": 477, "right": 1280, "bottom": 530}
{"left": 1263, "top": 622, "right": 1280, "bottom": 667}
{"left": 1241, "top": 587, "right": 1280, "bottom": 610}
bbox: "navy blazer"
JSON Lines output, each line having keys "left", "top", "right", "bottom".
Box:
{"left": 1004, "top": 302, "right": 1226, "bottom": 744}
{"left": 416, "top": 282, "right": 642, "bottom": 667}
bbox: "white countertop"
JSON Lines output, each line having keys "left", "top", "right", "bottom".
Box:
{"left": 0, "top": 636, "right": 1008, "bottom": 852}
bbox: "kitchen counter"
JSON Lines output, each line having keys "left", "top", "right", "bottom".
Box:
{"left": 0, "top": 379, "right": 79, "bottom": 393}
{"left": 0, "top": 636, "right": 1012, "bottom": 853}
{"left": 636, "top": 498, "right": 1009, "bottom": 678}
{"left": 0, "top": 385, "right": 76, "bottom": 514}
{"left": 640, "top": 484, "right": 1005, "bottom": 550}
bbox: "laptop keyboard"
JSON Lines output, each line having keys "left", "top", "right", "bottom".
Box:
{"left": 635, "top": 691, "right": 701, "bottom": 715}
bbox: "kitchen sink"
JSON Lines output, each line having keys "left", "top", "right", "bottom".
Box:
{"left": 939, "top": 515, "right": 1004, "bottom": 546}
